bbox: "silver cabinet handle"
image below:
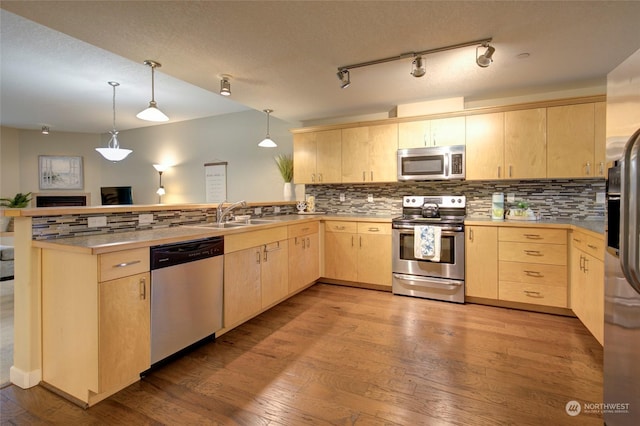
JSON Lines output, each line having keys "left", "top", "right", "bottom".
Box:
{"left": 509, "top": 165, "right": 513, "bottom": 178}
{"left": 302, "top": 238, "right": 306, "bottom": 249}
{"left": 587, "top": 244, "right": 598, "bottom": 250}
{"left": 263, "top": 245, "right": 268, "bottom": 262}
{"left": 497, "top": 166, "right": 501, "bottom": 178}
{"left": 579, "top": 254, "right": 585, "bottom": 272}
{"left": 599, "top": 162, "right": 604, "bottom": 176}
{"left": 319, "top": 173, "right": 323, "bottom": 182}
{"left": 368, "top": 227, "right": 380, "bottom": 232}
{"left": 583, "top": 257, "right": 589, "bottom": 273}
{"left": 335, "top": 225, "right": 346, "bottom": 230}
{"left": 114, "top": 260, "right": 141, "bottom": 268}
{"left": 362, "top": 171, "right": 366, "bottom": 182}
{"left": 351, "top": 236, "right": 354, "bottom": 247}
{"left": 524, "top": 250, "right": 542, "bottom": 256}
{"left": 359, "top": 236, "right": 362, "bottom": 248}
{"left": 311, "top": 173, "right": 315, "bottom": 183}
{"left": 469, "top": 229, "right": 474, "bottom": 242}
{"left": 586, "top": 161, "right": 591, "bottom": 176}
{"left": 306, "top": 237, "right": 310, "bottom": 247}
{"left": 524, "top": 290, "right": 543, "bottom": 298}
{"left": 524, "top": 270, "right": 543, "bottom": 277}
{"left": 139, "top": 277, "right": 146, "bottom": 300}
{"left": 524, "top": 234, "right": 542, "bottom": 240}
{"left": 256, "top": 250, "right": 261, "bottom": 264}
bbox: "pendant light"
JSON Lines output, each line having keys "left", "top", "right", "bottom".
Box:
{"left": 258, "top": 109, "right": 277, "bottom": 148}
{"left": 137, "top": 60, "right": 169, "bottom": 122}
{"left": 96, "top": 81, "right": 132, "bottom": 162}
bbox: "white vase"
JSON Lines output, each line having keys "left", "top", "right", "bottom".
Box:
{"left": 283, "top": 182, "right": 294, "bottom": 201}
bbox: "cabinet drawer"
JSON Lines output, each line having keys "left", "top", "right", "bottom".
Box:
{"left": 499, "top": 261, "right": 567, "bottom": 286}
{"left": 499, "top": 227, "right": 566, "bottom": 244}
{"left": 99, "top": 248, "right": 149, "bottom": 282}
{"left": 325, "top": 221, "right": 357, "bottom": 233}
{"left": 499, "top": 241, "right": 567, "bottom": 265}
{"left": 499, "top": 281, "right": 568, "bottom": 307}
{"left": 288, "top": 221, "right": 319, "bottom": 239}
{"left": 225, "top": 227, "right": 288, "bottom": 253}
{"left": 357, "top": 222, "right": 391, "bottom": 235}
{"left": 571, "top": 231, "right": 604, "bottom": 262}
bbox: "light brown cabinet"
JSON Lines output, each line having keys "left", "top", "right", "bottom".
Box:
{"left": 547, "top": 102, "right": 606, "bottom": 178}
{"left": 398, "top": 116, "right": 465, "bottom": 148}
{"left": 288, "top": 222, "right": 320, "bottom": 293}
{"left": 570, "top": 230, "right": 604, "bottom": 344}
{"left": 42, "top": 247, "right": 150, "bottom": 406}
{"left": 465, "top": 113, "right": 504, "bottom": 180}
{"left": 293, "top": 129, "right": 342, "bottom": 184}
{"left": 341, "top": 123, "right": 398, "bottom": 183}
{"left": 465, "top": 225, "right": 498, "bottom": 298}
{"left": 324, "top": 221, "right": 392, "bottom": 287}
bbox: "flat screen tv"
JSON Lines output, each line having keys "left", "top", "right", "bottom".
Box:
{"left": 101, "top": 186, "right": 133, "bottom": 205}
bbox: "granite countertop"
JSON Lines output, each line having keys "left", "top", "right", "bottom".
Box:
{"left": 464, "top": 216, "right": 605, "bottom": 236}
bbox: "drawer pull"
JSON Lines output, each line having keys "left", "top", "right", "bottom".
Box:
{"left": 573, "top": 238, "right": 582, "bottom": 243}
{"left": 335, "top": 226, "right": 346, "bottom": 230}
{"left": 524, "top": 234, "right": 542, "bottom": 240}
{"left": 524, "top": 290, "right": 543, "bottom": 298}
{"left": 587, "top": 244, "right": 598, "bottom": 250}
{"left": 139, "top": 277, "right": 146, "bottom": 300}
{"left": 114, "top": 260, "right": 141, "bottom": 268}
{"left": 368, "top": 227, "right": 380, "bottom": 232}
{"left": 524, "top": 270, "right": 543, "bottom": 277}
{"left": 524, "top": 250, "right": 543, "bottom": 256}
{"left": 301, "top": 227, "right": 310, "bottom": 232}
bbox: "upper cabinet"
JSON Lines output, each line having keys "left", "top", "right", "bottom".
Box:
{"left": 293, "top": 129, "right": 342, "bottom": 184}
{"left": 504, "top": 108, "right": 547, "bottom": 179}
{"left": 547, "top": 102, "right": 606, "bottom": 178}
{"left": 398, "top": 116, "right": 465, "bottom": 148}
{"left": 465, "top": 112, "right": 504, "bottom": 180}
{"left": 342, "top": 123, "right": 398, "bottom": 183}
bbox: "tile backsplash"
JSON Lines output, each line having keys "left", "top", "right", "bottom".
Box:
{"left": 305, "top": 179, "right": 606, "bottom": 220}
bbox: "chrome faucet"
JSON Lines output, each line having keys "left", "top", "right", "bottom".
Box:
{"left": 217, "top": 200, "right": 247, "bottom": 224}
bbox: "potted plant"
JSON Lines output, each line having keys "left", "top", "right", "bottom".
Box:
{"left": 1, "top": 192, "right": 32, "bottom": 232}
{"left": 275, "top": 154, "right": 294, "bottom": 201}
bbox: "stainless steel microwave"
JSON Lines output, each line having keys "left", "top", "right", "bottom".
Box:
{"left": 397, "top": 145, "right": 465, "bottom": 181}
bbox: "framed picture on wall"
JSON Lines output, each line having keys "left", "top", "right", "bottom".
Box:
{"left": 38, "top": 155, "right": 84, "bottom": 190}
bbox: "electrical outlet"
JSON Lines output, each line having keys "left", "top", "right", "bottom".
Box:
{"left": 138, "top": 214, "right": 153, "bottom": 224}
{"left": 596, "top": 192, "right": 606, "bottom": 204}
{"left": 87, "top": 216, "right": 107, "bottom": 228}
{"left": 254, "top": 207, "right": 262, "bottom": 215}
{"left": 274, "top": 206, "right": 281, "bottom": 213}
{"left": 507, "top": 193, "right": 515, "bottom": 202}
{"left": 367, "top": 194, "right": 374, "bottom": 203}
{"left": 340, "top": 193, "right": 346, "bottom": 202}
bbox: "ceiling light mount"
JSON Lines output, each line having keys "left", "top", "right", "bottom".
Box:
{"left": 336, "top": 37, "right": 493, "bottom": 87}
{"left": 258, "top": 109, "right": 277, "bottom": 148}
{"left": 96, "top": 81, "right": 132, "bottom": 162}
{"left": 220, "top": 74, "right": 232, "bottom": 96}
{"left": 137, "top": 59, "right": 169, "bottom": 122}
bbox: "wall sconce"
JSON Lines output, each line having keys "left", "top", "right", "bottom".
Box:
{"left": 153, "top": 164, "right": 170, "bottom": 203}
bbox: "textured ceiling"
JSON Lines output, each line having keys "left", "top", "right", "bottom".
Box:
{"left": 1, "top": 1, "right": 639, "bottom": 133}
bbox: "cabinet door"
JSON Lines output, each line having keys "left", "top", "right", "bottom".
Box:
{"left": 261, "top": 240, "right": 289, "bottom": 308}
{"left": 289, "top": 233, "right": 319, "bottom": 293}
{"left": 303, "top": 232, "right": 320, "bottom": 285}
{"left": 224, "top": 247, "right": 262, "bottom": 327}
{"left": 341, "top": 127, "right": 370, "bottom": 183}
{"left": 465, "top": 226, "right": 498, "bottom": 299}
{"left": 324, "top": 232, "right": 358, "bottom": 281}
{"left": 399, "top": 120, "right": 430, "bottom": 148}
{"left": 584, "top": 255, "right": 604, "bottom": 344}
{"left": 99, "top": 272, "right": 150, "bottom": 392}
{"left": 594, "top": 102, "right": 607, "bottom": 177}
{"left": 430, "top": 116, "right": 466, "bottom": 146}
{"left": 357, "top": 233, "right": 392, "bottom": 286}
{"left": 465, "top": 113, "right": 504, "bottom": 180}
{"left": 504, "top": 108, "right": 547, "bottom": 179}
{"left": 368, "top": 123, "right": 398, "bottom": 182}
{"left": 315, "top": 130, "right": 342, "bottom": 183}
{"left": 293, "top": 133, "right": 317, "bottom": 184}
{"left": 547, "top": 103, "right": 595, "bottom": 178}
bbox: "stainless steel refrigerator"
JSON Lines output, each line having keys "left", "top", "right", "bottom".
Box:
{"left": 604, "top": 47, "right": 640, "bottom": 425}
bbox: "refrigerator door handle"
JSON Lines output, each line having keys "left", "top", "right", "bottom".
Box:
{"left": 620, "top": 128, "right": 640, "bottom": 293}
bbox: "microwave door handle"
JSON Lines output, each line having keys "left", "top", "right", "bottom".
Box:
{"left": 444, "top": 152, "right": 449, "bottom": 177}
{"left": 620, "top": 128, "right": 640, "bottom": 293}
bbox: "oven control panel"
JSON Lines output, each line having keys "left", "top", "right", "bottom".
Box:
{"left": 402, "top": 195, "right": 466, "bottom": 208}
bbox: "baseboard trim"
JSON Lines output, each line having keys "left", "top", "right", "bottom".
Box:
{"left": 10, "top": 366, "right": 41, "bottom": 389}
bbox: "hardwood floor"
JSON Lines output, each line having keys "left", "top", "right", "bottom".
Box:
{"left": 1, "top": 283, "right": 603, "bottom": 425}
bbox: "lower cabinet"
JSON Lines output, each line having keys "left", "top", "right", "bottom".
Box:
{"left": 465, "top": 225, "right": 498, "bottom": 298}
{"left": 42, "top": 247, "right": 150, "bottom": 406}
{"left": 570, "top": 230, "right": 604, "bottom": 344}
{"left": 324, "top": 221, "right": 392, "bottom": 287}
{"left": 288, "top": 222, "right": 320, "bottom": 293}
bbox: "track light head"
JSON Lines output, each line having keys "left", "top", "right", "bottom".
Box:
{"left": 41, "top": 126, "right": 50, "bottom": 135}
{"left": 337, "top": 69, "right": 350, "bottom": 89}
{"left": 220, "top": 74, "right": 231, "bottom": 96}
{"left": 476, "top": 44, "right": 495, "bottom": 68}
{"left": 411, "top": 56, "right": 426, "bottom": 78}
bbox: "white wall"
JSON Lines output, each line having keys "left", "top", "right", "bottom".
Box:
{"left": 1, "top": 110, "right": 296, "bottom": 206}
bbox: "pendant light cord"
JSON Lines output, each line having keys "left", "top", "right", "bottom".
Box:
{"left": 108, "top": 81, "right": 120, "bottom": 149}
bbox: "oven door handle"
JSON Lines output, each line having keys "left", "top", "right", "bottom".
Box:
{"left": 393, "top": 273, "right": 463, "bottom": 288}
{"left": 394, "top": 226, "right": 463, "bottom": 234}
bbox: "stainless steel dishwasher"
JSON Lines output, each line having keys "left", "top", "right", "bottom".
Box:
{"left": 150, "top": 236, "right": 224, "bottom": 365}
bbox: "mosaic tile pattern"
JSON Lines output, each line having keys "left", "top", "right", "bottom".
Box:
{"left": 31, "top": 204, "right": 297, "bottom": 240}
{"left": 304, "top": 179, "right": 606, "bottom": 220}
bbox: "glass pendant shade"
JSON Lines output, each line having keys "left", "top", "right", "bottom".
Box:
{"left": 97, "top": 82, "right": 133, "bottom": 162}
{"left": 156, "top": 186, "right": 166, "bottom": 196}
{"left": 258, "top": 109, "right": 277, "bottom": 148}
{"left": 137, "top": 60, "right": 169, "bottom": 122}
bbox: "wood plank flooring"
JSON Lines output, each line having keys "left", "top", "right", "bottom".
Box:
{"left": 1, "top": 283, "right": 603, "bottom": 425}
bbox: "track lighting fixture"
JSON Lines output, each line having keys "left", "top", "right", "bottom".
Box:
{"left": 411, "top": 56, "right": 426, "bottom": 78}
{"left": 41, "top": 126, "right": 49, "bottom": 135}
{"left": 336, "top": 69, "right": 350, "bottom": 89}
{"left": 96, "top": 81, "right": 132, "bottom": 162}
{"left": 258, "top": 109, "right": 277, "bottom": 148}
{"left": 336, "top": 38, "right": 493, "bottom": 88}
{"left": 137, "top": 60, "right": 169, "bottom": 122}
{"left": 220, "top": 74, "right": 231, "bottom": 96}
{"left": 476, "top": 43, "right": 495, "bottom": 68}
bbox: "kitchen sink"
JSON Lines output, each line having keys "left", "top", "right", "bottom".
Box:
{"left": 186, "top": 222, "right": 253, "bottom": 229}
{"left": 246, "top": 219, "right": 278, "bottom": 224}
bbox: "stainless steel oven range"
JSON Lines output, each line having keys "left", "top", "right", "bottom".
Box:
{"left": 392, "top": 195, "right": 466, "bottom": 303}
